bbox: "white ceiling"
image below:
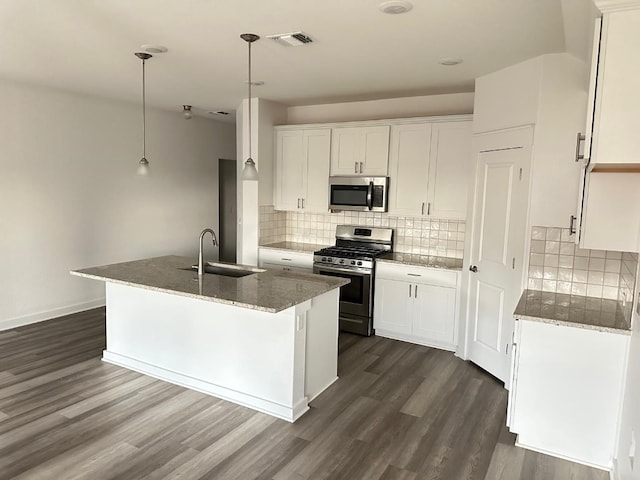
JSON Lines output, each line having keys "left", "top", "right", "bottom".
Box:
{"left": 0, "top": 0, "right": 589, "bottom": 119}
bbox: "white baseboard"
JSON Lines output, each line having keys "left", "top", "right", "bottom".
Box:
{"left": 0, "top": 298, "right": 106, "bottom": 331}
{"left": 103, "top": 350, "right": 309, "bottom": 423}
{"left": 375, "top": 329, "right": 457, "bottom": 352}
{"left": 515, "top": 437, "right": 612, "bottom": 472}
{"left": 307, "top": 376, "right": 339, "bottom": 403}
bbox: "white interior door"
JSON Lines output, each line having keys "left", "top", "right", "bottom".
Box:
{"left": 467, "top": 127, "right": 532, "bottom": 383}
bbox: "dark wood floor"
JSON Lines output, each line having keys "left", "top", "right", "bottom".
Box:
{"left": 0, "top": 308, "right": 608, "bottom": 480}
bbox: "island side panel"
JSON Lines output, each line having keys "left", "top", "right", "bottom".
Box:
{"left": 512, "top": 319, "right": 629, "bottom": 470}
{"left": 304, "top": 289, "right": 340, "bottom": 401}
{"left": 104, "top": 282, "right": 306, "bottom": 422}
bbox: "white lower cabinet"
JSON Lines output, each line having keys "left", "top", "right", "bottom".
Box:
{"left": 258, "top": 248, "right": 313, "bottom": 274}
{"left": 374, "top": 262, "right": 459, "bottom": 351}
{"left": 508, "top": 319, "right": 629, "bottom": 470}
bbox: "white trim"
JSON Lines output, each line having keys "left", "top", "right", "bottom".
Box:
{"left": 102, "top": 350, "right": 310, "bottom": 423}
{"left": 307, "top": 376, "right": 339, "bottom": 403}
{"left": 594, "top": 0, "right": 640, "bottom": 13}
{"left": 274, "top": 114, "right": 474, "bottom": 131}
{"left": 375, "top": 329, "right": 457, "bottom": 352}
{"left": 0, "top": 298, "right": 105, "bottom": 331}
{"left": 515, "top": 437, "right": 613, "bottom": 472}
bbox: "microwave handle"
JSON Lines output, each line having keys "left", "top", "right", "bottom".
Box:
{"left": 367, "top": 181, "right": 374, "bottom": 210}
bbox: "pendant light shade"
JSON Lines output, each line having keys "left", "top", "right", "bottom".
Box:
{"left": 240, "top": 33, "right": 259, "bottom": 181}
{"left": 183, "top": 105, "right": 193, "bottom": 120}
{"left": 135, "top": 52, "right": 152, "bottom": 175}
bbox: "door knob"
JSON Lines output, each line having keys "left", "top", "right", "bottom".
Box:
{"left": 469, "top": 265, "right": 478, "bottom": 273}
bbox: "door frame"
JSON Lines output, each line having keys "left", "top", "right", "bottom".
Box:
{"left": 456, "top": 126, "right": 535, "bottom": 378}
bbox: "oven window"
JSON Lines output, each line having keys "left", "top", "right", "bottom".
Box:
{"left": 323, "top": 271, "right": 364, "bottom": 304}
{"left": 331, "top": 186, "right": 368, "bottom": 207}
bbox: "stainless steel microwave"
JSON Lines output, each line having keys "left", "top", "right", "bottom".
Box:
{"left": 328, "top": 176, "right": 389, "bottom": 212}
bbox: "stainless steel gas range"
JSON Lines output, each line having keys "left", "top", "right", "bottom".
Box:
{"left": 313, "top": 225, "right": 393, "bottom": 336}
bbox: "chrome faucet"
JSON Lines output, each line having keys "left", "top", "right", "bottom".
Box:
{"left": 198, "top": 228, "right": 218, "bottom": 276}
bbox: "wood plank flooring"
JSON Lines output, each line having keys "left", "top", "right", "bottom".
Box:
{"left": 0, "top": 308, "right": 609, "bottom": 480}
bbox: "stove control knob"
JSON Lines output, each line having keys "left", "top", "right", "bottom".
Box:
{"left": 321, "top": 257, "right": 326, "bottom": 262}
{"left": 357, "top": 261, "right": 362, "bottom": 266}
{"left": 339, "top": 259, "right": 345, "bottom": 264}
{"left": 351, "top": 260, "right": 356, "bottom": 265}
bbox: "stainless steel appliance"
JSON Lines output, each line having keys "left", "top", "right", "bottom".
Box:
{"left": 313, "top": 225, "right": 393, "bottom": 336}
{"left": 328, "top": 176, "right": 389, "bottom": 212}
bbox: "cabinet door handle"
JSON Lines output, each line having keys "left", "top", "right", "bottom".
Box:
{"left": 427, "top": 202, "right": 431, "bottom": 215}
{"left": 575, "top": 132, "right": 586, "bottom": 163}
{"left": 469, "top": 265, "right": 478, "bottom": 273}
{"left": 409, "top": 284, "right": 412, "bottom": 297}
{"left": 301, "top": 198, "right": 305, "bottom": 209}
{"left": 421, "top": 202, "right": 425, "bottom": 215}
{"left": 281, "top": 258, "right": 293, "bottom": 262}
{"left": 355, "top": 162, "right": 358, "bottom": 174}
{"left": 359, "top": 162, "right": 363, "bottom": 174}
{"left": 569, "top": 215, "right": 577, "bottom": 235}
{"left": 407, "top": 273, "right": 421, "bottom": 277}
{"left": 297, "top": 198, "right": 301, "bottom": 209}
{"left": 414, "top": 285, "right": 418, "bottom": 298}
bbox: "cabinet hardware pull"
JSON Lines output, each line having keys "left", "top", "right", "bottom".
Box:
{"left": 512, "top": 258, "right": 516, "bottom": 269}
{"left": 421, "top": 202, "right": 425, "bottom": 215}
{"left": 359, "top": 162, "right": 363, "bottom": 174}
{"left": 569, "top": 215, "right": 576, "bottom": 235}
{"left": 297, "top": 198, "right": 301, "bottom": 209}
{"left": 409, "top": 284, "right": 412, "bottom": 297}
{"left": 355, "top": 162, "right": 358, "bottom": 174}
{"left": 469, "top": 265, "right": 478, "bottom": 273}
{"left": 575, "top": 132, "right": 586, "bottom": 163}
{"left": 427, "top": 202, "right": 431, "bottom": 215}
{"left": 281, "top": 258, "right": 292, "bottom": 261}
{"left": 414, "top": 285, "right": 418, "bottom": 298}
{"left": 301, "top": 198, "right": 305, "bottom": 209}
{"left": 407, "top": 273, "right": 421, "bottom": 277}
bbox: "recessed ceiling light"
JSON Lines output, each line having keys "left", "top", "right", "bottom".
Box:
{"left": 141, "top": 44, "right": 168, "bottom": 54}
{"left": 438, "top": 58, "right": 463, "bottom": 66}
{"left": 379, "top": 0, "right": 413, "bottom": 14}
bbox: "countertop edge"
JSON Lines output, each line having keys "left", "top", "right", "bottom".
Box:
{"left": 376, "top": 257, "right": 463, "bottom": 271}
{"left": 514, "top": 313, "right": 632, "bottom": 335}
{"left": 70, "top": 266, "right": 349, "bottom": 314}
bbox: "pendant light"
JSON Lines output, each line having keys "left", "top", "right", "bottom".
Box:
{"left": 182, "top": 105, "right": 193, "bottom": 120}
{"left": 240, "top": 33, "right": 259, "bottom": 181}
{"left": 135, "top": 52, "right": 152, "bottom": 175}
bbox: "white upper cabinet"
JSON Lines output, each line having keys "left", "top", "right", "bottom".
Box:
{"left": 387, "top": 123, "right": 432, "bottom": 216}
{"left": 589, "top": 9, "right": 640, "bottom": 168}
{"left": 330, "top": 126, "right": 390, "bottom": 176}
{"left": 577, "top": 10, "right": 640, "bottom": 252}
{"left": 387, "top": 119, "right": 472, "bottom": 219}
{"left": 428, "top": 122, "right": 473, "bottom": 219}
{"left": 274, "top": 128, "right": 330, "bottom": 213}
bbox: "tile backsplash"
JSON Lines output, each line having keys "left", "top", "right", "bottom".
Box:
{"left": 259, "top": 205, "right": 466, "bottom": 258}
{"left": 527, "top": 226, "right": 638, "bottom": 304}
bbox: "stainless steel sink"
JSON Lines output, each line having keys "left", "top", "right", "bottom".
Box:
{"left": 182, "top": 262, "right": 265, "bottom": 278}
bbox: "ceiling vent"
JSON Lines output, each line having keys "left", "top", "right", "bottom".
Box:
{"left": 267, "top": 32, "right": 313, "bottom": 47}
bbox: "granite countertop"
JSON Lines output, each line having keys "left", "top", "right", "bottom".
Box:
{"left": 513, "top": 289, "right": 632, "bottom": 334}
{"left": 377, "top": 253, "right": 464, "bottom": 270}
{"left": 71, "top": 255, "right": 349, "bottom": 314}
{"left": 259, "top": 241, "right": 329, "bottom": 254}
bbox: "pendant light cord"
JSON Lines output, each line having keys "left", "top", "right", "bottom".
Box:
{"left": 247, "top": 40, "right": 252, "bottom": 160}
{"left": 142, "top": 58, "right": 146, "bottom": 159}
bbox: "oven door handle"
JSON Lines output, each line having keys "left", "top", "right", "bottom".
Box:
{"left": 366, "top": 181, "right": 374, "bottom": 211}
{"left": 315, "top": 265, "right": 370, "bottom": 276}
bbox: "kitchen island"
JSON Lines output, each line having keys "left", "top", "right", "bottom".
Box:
{"left": 71, "top": 255, "right": 349, "bottom": 422}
